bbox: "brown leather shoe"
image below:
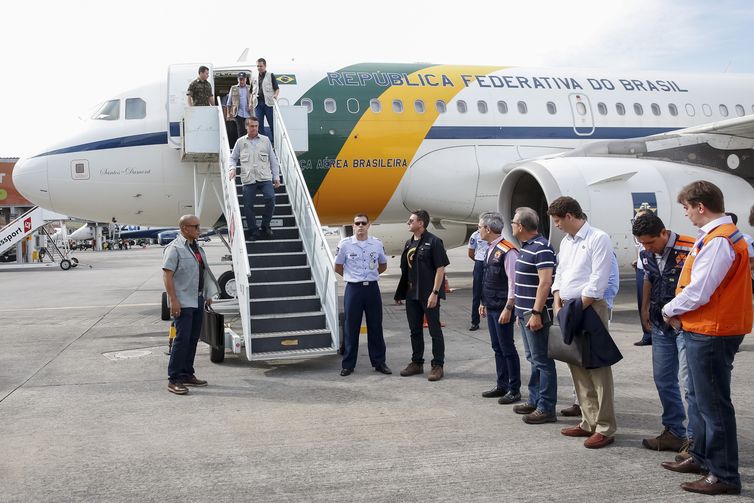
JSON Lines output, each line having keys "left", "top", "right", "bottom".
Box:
{"left": 681, "top": 475, "right": 741, "bottom": 495}
{"left": 661, "top": 457, "right": 708, "bottom": 475}
{"left": 560, "top": 404, "right": 581, "bottom": 417}
{"left": 168, "top": 382, "right": 188, "bottom": 395}
{"left": 561, "top": 425, "right": 592, "bottom": 437}
{"left": 400, "top": 362, "right": 424, "bottom": 377}
{"left": 642, "top": 427, "right": 684, "bottom": 451}
{"left": 428, "top": 365, "right": 444, "bottom": 382}
{"left": 513, "top": 403, "right": 537, "bottom": 415}
{"left": 523, "top": 410, "right": 557, "bottom": 425}
{"left": 183, "top": 375, "right": 208, "bottom": 387}
{"left": 584, "top": 433, "right": 615, "bottom": 449}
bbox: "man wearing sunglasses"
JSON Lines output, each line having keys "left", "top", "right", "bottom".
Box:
{"left": 334, "top": 214, "right": 390, "bottom": 376}
{"left": 162, "top": 215, "right": 219, "bottom": 395}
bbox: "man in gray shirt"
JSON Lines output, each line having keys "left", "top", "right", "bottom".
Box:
{"left": 163, "top": 215, "right": 219, "bottom": 395}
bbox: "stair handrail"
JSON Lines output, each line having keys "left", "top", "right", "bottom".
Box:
{"left": 272, "top": 103, "right": 339, "bottom": 349}
{"left": 215, "top": 105, "right": 252, "bottom": 354}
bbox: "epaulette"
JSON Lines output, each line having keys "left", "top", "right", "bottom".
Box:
{"left": 496, "top": 239, "right": 517, "bottom": 253}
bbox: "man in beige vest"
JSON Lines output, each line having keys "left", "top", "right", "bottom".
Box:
{"left": 253, "top": 58, "right": 280, "bottom": 145}
{"left": 226, "top": 71, "right": 253, "bottom": 140}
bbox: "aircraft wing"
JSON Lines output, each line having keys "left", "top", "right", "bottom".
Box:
{"left": 664, "top": 114, "right": 754, "bottom": 140}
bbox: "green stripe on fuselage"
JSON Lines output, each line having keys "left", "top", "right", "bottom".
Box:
{"left": 295, "top": 62, "right": 431, "bottom": 195}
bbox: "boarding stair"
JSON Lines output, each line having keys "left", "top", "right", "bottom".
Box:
{"left": 179, "top": 94, "right": 338, "bottom": 361}
{"left": 0, "top": 206, "right": 77, "bottom": 269}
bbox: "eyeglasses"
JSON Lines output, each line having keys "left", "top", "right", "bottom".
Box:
{"left": 353, "top": 221, "right": 368, "bottom": 226}
{"left": 511, "top": 221, "right": 521, "bottom": 226}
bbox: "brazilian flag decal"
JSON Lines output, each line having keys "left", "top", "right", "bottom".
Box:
{"left": 276, "top": 74, "right": 297, "bottom": 85}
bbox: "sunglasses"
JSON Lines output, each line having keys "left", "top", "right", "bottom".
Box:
{"left": 353, "top": 221, "right": 368, "bottom": 226}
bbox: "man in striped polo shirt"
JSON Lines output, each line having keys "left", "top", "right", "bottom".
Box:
{"left": 510, "top": 207, "right": 558, "bottom": 424}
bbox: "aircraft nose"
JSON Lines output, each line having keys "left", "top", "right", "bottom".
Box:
{"left": 13, "top": 156, "right": 51, "bottom": 208}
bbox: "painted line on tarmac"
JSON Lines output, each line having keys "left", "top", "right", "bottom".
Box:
{"left": 0, "top": 303, "right": 156, "bottom": 313}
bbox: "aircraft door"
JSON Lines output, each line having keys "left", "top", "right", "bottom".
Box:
{"left": 167, "top": 64, "right": 214, "bottom": 148}
{"left": 568, "top": 93, "right": 594, "bottom": 136}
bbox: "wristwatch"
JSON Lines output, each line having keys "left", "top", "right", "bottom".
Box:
{"left": 531, "top": 309, "right": 542, "bottom": 316}
{"left": 432, "top": 290, "right": 440, "bottom": 295}
{"left": 505, "top": 304, "right": 514, "bottom": 311}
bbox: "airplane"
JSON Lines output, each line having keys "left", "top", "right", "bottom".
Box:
{"left": 12, "top": 61, "right": 754, "bottom": 268}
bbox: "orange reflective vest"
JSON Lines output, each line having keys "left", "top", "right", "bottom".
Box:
{"left": 676, "top": 223, "right": 753, "bottom": 336}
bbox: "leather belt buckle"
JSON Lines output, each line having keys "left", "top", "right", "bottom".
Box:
{"left": 362, "top": 281, "right": 370, "bottom": 286}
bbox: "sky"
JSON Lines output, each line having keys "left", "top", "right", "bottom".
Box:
{"left": 1, "top": 0, "right": 753, "bottom": 157}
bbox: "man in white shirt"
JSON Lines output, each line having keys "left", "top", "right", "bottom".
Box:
{"left": 548, "top": 196, "right": 617, "bottom": 449}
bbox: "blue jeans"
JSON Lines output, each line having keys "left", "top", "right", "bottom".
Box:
{"left": 684, "top": 331, "right": 744, "bottom": 488}
{"left": 168, "top": 296, "right": 204, "bottom": 382}
{"left": 518, "top": 317, "right": 557, "bottom": 414}
{"left": 471, "top": 261, "right": 483, "bottom": 325}
{"left": 636, "top": 268, "right": 651, "bottom": 343}
{"left": 255, "top": 102, "right": 274, "bottom": 144}
{"left": 242, "top": 181, "right": 275, "bottom": 234}
{"left": 651, "top": 324, "right": 691, "bottom": 438}
{"left": 486, "top": 310, "right": 519, "bottom": 393}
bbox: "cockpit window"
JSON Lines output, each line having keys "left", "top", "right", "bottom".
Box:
{"left": 125, "top": 98, "right": 146, "bottom": 120}
{"left": 92, "top": 99, "right": 120, "bottom": 120}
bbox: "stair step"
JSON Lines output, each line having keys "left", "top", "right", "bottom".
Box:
{"left": 241, "top": 215, "right": 297, "bottom": 228}
{"left": 248, "top": 252, "right": 307, "bottom": 268}
{"left": 250, "top": 311, "right": 326, "bottom": 333}
{"left": 246, "top": 239, "right": 303, "bottom": 254}
{"left": 250, "top": 329, "right": 333, "bottom": 353}
{"left": 248, "top": 346, "right": 336, "bottom": 361}
{"left": 250, "top": 295, "right": 321, "bottom": 315}
{"left": 244, "top": 226, "right": 299, "bottom": 240}
{"left": 249, "top": 265, "right": 311, "bottom": 283}
{"left": 234, "top": 189, "right": 290, "bottom": 204}
{"left": 238, "top": 202, "right": 293, "bottom": 214}
{"left": 249, "top": 280, "right": 316, "bottom": 298}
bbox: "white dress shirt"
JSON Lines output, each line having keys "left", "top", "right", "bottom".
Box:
{"left": 552, "top": 221, "right": 613, "bottom": 300}
{"left": 662, "top": 216, "right": 736, "bottom": 318}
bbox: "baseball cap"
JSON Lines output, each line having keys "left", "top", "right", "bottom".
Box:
{"left": 238, "top": 72, "right": 247, "bottom": 78}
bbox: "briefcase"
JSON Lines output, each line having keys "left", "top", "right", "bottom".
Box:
{"left": 547, "top": 326, "right": 591, "bottom": 367}
{"left": 200, "top": 306, "right": 225, "bottom": 349}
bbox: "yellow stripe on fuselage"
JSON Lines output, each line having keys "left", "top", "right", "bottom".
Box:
{"left": 314, "top": 65, "right": 504, "bottom": 223}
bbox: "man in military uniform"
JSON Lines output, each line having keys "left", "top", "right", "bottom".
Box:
{"left": 477, "top": 211, "right": 521, "bottom": 405}
{"left": 230, "top": 117, "right": 280, "bottom": 240}
{"left": 632, "top": 212, "right": 694, "bottom": 453}
{"left": 226, "top": 71, "right": 253, "bottom": 139}
{"left": 467, "top": 228, "right": 489, "bottom": 331}
{"left": 394, "top": 210, "right": 450, "bottom": 382}
{"left": 186, "top": 65, "right": 214, "bottom": 106}
{"left": 335, "top": 214, "right": 390, "bottom": 376}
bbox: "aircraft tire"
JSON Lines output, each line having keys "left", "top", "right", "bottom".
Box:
{"left": 71, "top": 257, "right": 79, "bottom": 268}
{"left": 60, "top": 259, "right": 72, "bottom": 271}
{"left": 161, "top": 292, "right": 171, "bottom": 321}
{"left": 218, "top": 271, "right": 237, "bottom": 299}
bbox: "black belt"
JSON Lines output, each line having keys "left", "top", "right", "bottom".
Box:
{"left": 348, "top": 281, "right": 377, "bottom": 286}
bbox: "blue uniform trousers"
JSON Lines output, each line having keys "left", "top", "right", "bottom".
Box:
{"left": 255, "top": 102, "right": 275, "bottom": 145}
{"left": 342, "top": 282, "right": 386, "bottom": 369}
{"left": 168, "top": 295, "right": 204, "bottom": 382}
{"left": 486, "top": 309, "right": 520, "bottom": 393}
{"left": 471, "top": 260, "right": 484, "bottom": 325}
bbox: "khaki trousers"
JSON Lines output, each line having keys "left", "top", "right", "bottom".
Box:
{"left": 567, "top": 299, "right": 617, "bottom": 437}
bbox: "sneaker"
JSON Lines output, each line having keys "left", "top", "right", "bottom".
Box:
{"left": 513, "top": 403, "right": 537, "bottom": 415}
{"left": 400, "top": 362, "right": 424, "bottom": 377}
{"left": 642, "top": 427, "right": 685, "bottom": 451}
{"left": 183, "top": 375, "right": 207, "bottom": 387}
{"left": 168, "top": 382, "right": 188, "bottom": 395}
{"left": 497, "top": 391, "right": 521, "bottom": 405}
{"left": 523, "top": 409, "right": 557, "bottom": 424}
{"left": 560, "top": 404, "right": 581, "bottom": 417}
{"left": 428, "top": 365, "right": 444, "bottom": 382}
{"left": 481, "top": 387, "right": 507, "bottom": 398}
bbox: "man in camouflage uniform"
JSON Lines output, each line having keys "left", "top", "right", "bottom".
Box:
{"left": 186, "top": 65, "right": 214, "bottom": 106}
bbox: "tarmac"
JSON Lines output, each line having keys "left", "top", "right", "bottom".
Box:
{"left": 0, "top": 240, "right": 753, "bottom": 502}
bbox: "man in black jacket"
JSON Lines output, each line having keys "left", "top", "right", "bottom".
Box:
{"left": 394, "top": 210, "right": 450, "bottom": 381}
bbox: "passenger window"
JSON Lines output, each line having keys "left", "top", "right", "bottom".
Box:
{"left": 546, "top": 102, "right": 557, "bottom": 115}
{"left": 575, "top": 102, "right": 586, "bottom": 115}
{"left": 686, "top": 103, "right": 696, "bottom": 117}
{"left": 392, "top": 99, "right": 404, "bottom": 113}
{"left": 719, "top": 104, "right": 729, "bottom": 117}
{"left": 651, "top": 103, "right": 661, "bottom": 116}
{"left": 370, "top": 99, "right": 382, "bottom": 113}
{"left": 347, "top": 98, "right": 359, "bottom": 114}
{"left": 301, "top": 98, "right": 313, "bottom": 113}
{"left": 497, "top": 101, "right": 508, "bottom": 114}
{"left": 125, "top": 98, "right": 146, "bottom": 120}
{"left": 324, "top": 98, "right": 336, "bottom": 113}
{"left": 735, "top": 104, "right": 745, "bottom": 117}
{"left": 702, "top": 104, "right": 712, "bottom": 117}
{"left": 517, "top": 101, "right": 528, "bottom": 114}
{"left": 634, "top": 103, "right": 644, "bottom": 116}
{"left": 92, "top": 99, "right": 120, "bottom": 120}
{"left": 435, "top": 100, "right": 446, "bottom": 113}
{"left": 668, "top": 103, "right": 678, "bottom": 116}
{"left": 414, "top": 99, "right": 425, "bottom": 113}
{"left": 597, "top": 102, "right": 607, "bottom": 115}
{"left": 477, "top": 100, "right": 488, "bottom": 114}
{"left": 457, "top": 100, "right": 468, "bottom": 113}
{"left": 616, "top": 103, "right": 626, "bottom": 116}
